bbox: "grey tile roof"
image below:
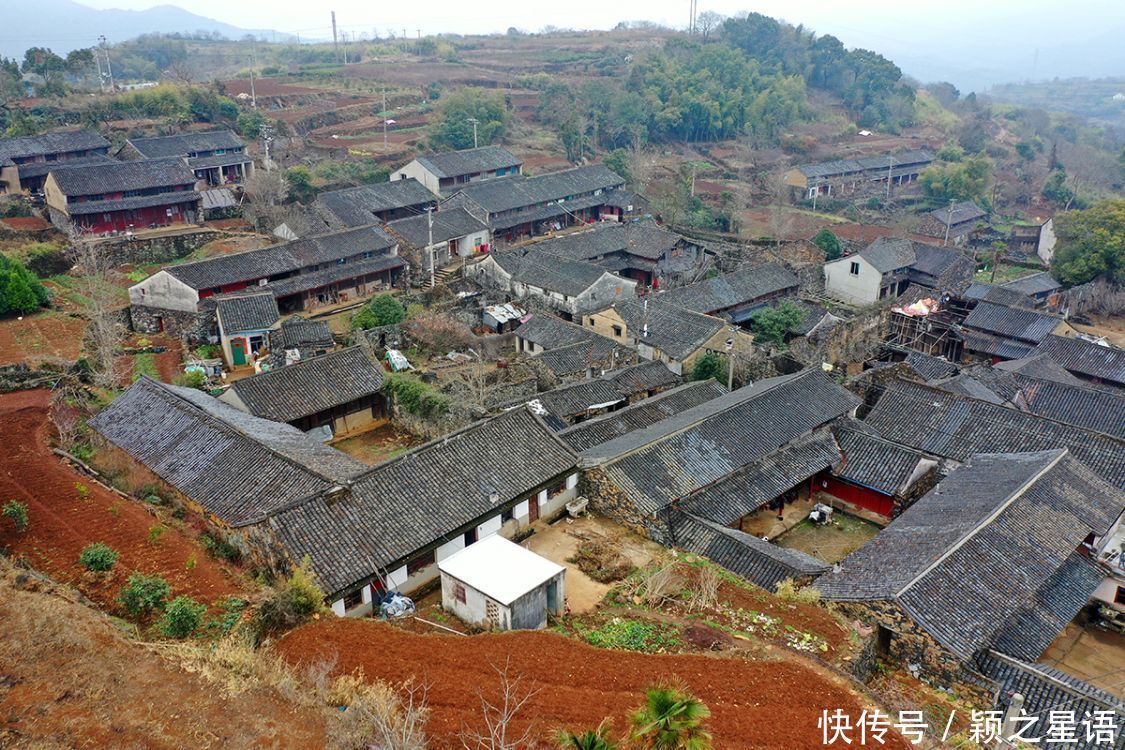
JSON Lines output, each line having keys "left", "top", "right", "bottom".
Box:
{"left": 585, "top": 370, "right": 860, "bottom": 515}
{"left": 679, "top": 428, "right": 842, "bottom": 524}
{"left": 962, "top": 282, "right": 1033, "bottom": 309}
{"left": 904, "top": 351, "right": 958, "bottom": 382}
{"left": 265, "top": 406, "right": 577, "bottom": 596}
{"left": 0, "top": 128, "right": 109, "bottom": 162}
{"left": 15, "top": 153, "right": 115, "bottom": 180}
{"left": 496, "top": 249, "right": 622, "bottom": 297}
{"left": 975, "top": 652, "right": 1125, "bottom": 732}
{"left": 558, "top": 380, "right": 727, "bottom": 452}
{"left": 269, "top": 316, "right": 334, "bottom": 355}
{"left": 909, "top": 244, "right": 971, "bottom": 281}
{"left": 532, "top": 337, "right": 627, "bottom": 377}
{"left": 929, "top": 201, "right": 986, "bottom": 227}
{"left": 832, "top": 423, "right": 927, "bottom": 496}
{"left": 314, "top": 179, "right": 438, "bottom": 227}
{"left": 863, "top": 378, "right": 1125, "bottom": 488}
{"left": 532, "top": 378, "right": 626, "bottom": 423}
{"left": 453, "top": 164, "right": 625, "bottom": 215}
{"left": 261, "top": 255, "right": 406, "bottom": 299}
{"left": 993, "top": 353, "right": 1083, "bottom": 384}
{"left": 669, "top": 511, "right": 829, "bottom": 590}
{"left": 516, "top": 313, "right": 600, "bottom": 349}
{"left": 933, "top": 373, "right": 1008, "bottom": 405}
{"left": 604, "top": 360, "right": 680, "bottom": 394}
{"left": 62, "top": 190, "right": 200, "bottom": 216}
{"left": 523, "top": 220, "right": 686, "bottom": 264}
{"left": 960, "top": 328, "right": 1038, "bottom": 359}
{"left": 49, "top": 157, "right": 196, "bottom": 196}
{"left": 657, "top": 263, "right": 798, "bottom": 315}
{"left": 1013, "top": 375, "right": 1125, "bottom": 439}
{"left": 856, "top": 237, "right": 917, "bottom": 272}
{"left": 225, "top": 347, "right": 384, "bottom": 424}
{"left": 165, "top": 225, "right": 398, "bottom": 291}
{"left": 615, "top": 299, "right": 727, "bottom": 361}
{"left": 188, "top": 152, "right": 254, "bottom": 170}
{"left": 88, "top": 377, "right": 366, "bottom": 526}
{"left": 215, "top": 292, "right": 279, "bottom": 334}
{"left": 385, "top": 206, "right": 487, "bottom": 248}
{"left": 415, "top": 145, "right": 521, "bottom": 179}
{"left": 1000, "top": 271, "right": 1061, "bottom": 296}
{"left": 817, "top": 450, "right": 1122, "bottom": 658}
{"left": 987, "top": 552, "right": 1107, "bottom": 661}
{"left": 1035, "top": 335, "right": 1125, "bottom": 386}
{"left": 127, "top": 129, "right": 245, "bottom": 159}
{"left": 962, "top": 302, "right": 1062, "bottom": 343}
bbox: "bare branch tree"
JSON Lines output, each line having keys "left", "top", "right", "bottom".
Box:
{"left": 68, "top": 233, "right": 125, "bottom": 390}
{"left": 460, "top": 659, "right": 539, "bottom": 750}
{"left": 695, "top": 11, "right": 724, "bottom": 40}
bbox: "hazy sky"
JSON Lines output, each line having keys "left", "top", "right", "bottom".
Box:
{"left": 74, "top": 0, "right": 1121, "bottom": 90}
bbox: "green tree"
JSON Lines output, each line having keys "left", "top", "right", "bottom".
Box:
{"left": 118, "top": 572, "right": 172, "bottom": 617}
{"left": 21, "top": 47, "right": 68, "bottom": 95}
{"left": 429, "top": 87, "right": 509, "bottom": 150}
{"left": 1051, "top": 199, "right": 1125, "bottom": 286}
{"left": 79, "top": 542, "right": 119, "bottom": 571}
{"left": 285, "top": 166, "right": 316, "bottom": 202}
{"left": 751, "top": 301, "right": 807, "bottom": 347}
{"left": 630, "top": 686, "right": 712, "bottom": 750}
{"left": 919, "top": 154, "right": 991, "bottom": 204}
{"left": 1015, "top": 141, "right": 1037, "bottom": 162}
{"left": 558, "top": 720, "right": 619, "bottom": 750}
{"left": 689, "top": 352, "right": 727, "bottom": 383}
{"left": 352, "top": 293, "right": 405, "bottom": 330}
{"left": 236, "top": 109, "right": 266, "bottom": 139}
{"left": 1041, "top": 169, "right": 1084, "bottom": 208}
{"left": 0, "top": 256, "right": 48, "bottom": 316}
{"left": 157, "top": 595, "right": 206, "bottom": 638}
{"left": 602, "top": 149, "right": 631, "bottom": 183}
{"left": 811, "top": 229, "right": 842, "bottom": 260}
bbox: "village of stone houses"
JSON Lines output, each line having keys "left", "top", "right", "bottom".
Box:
{"left": 0, "top": 10, "right": 1123, "bottom": 749}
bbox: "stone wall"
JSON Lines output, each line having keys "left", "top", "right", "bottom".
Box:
{"left": 129, "top": 304, "right": 214, "bottom": 341}
{"left": 580, "top": 467, "right": 668, "bottom": 542}
{"left": 0, "top": 362, "right": 74, "bottom": 392}
{"left": 82, "top": 229, "right": 220, "bottom": 269}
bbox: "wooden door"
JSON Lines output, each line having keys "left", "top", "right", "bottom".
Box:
{"left": 528, "top": 496, "right": 540, "bottom": 523}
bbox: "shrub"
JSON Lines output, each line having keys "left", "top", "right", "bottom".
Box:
{"left": 2, "top": 500, "right": 29, "bottom": 531}
{"left": 119, "top": 572, "right": 172, "bottom": 616}
{"left": 352, "top": 293, "right": 405, "bottom": 331}
{"left": 811, "top": 229, "right": 842, "bottom": 260}
{"left": 568, "top": 540, "right": 634, "bottom": 583}
{"left": 174, "top": 369, "right": 207, "bottom": 390}
{"left": 689, "top": 352, "right": 726, "bottom": 384}
{"left": 750, "top": 301, "right": 807, "bottom": 347}
{"left": 383, "top": 373, "right": 450, "bottom": 418}
{"left": 580, "top": 618, "right": 680, "bottom": 653}
{"left": 0, "top": 255, "right": 49, "bottom": 316}
{"left": 775, "top": 578, "right": 822, "bottom": 604}
{"left": 158, "top": 595, "right": 207, "bottom": 638}
{"left": 403, "top": 311, "right": 473, "bottom": 353}
{"left": 250, "top": 557, "right": 326, "bottom": 642}
{"left": 78, "top": 542, "right": 119, "bottom": 571}
{"left": 200, "top": 532, "right": 242, "bottom": 562}
{"left": 148, "top": 523, "right": 168, "bottom": 544}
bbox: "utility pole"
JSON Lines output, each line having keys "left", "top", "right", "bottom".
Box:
{"left": 94, "top": 37, "right": 105, "bottom": 93}
{"left": 98, "top": 35, "right": 114, "bottom": 92}
{"left": 342, "top": 32, "right": 348, "bottom": 65}
{"left": 382, "top": 88, "right": 388, "bottom": 147}
{"left": 943, "top": 199, "right": 955, "bottom": 246}
{"left": 427, "top": 207, "right": 435, "bottom": 288}
{"left": 885, "top": 155, "right": 893, "bottom": 200}
{"left": 248, "top": 54, "right": 257, "bottom": 108}
{"left": 467, "top": 117, "right": 479, "bottom": 148}
{"left": 331, "top": 11, "right": 339, "bottom": 62}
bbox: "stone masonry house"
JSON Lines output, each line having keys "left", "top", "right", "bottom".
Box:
{"left": 468, "top": 249, "right": 637, "bottom": 319}
{"left": 816, "top": 450, "right": 1123, "bottom": 688}
{"left": 783, "top": 150, "right": 934, "bottom": 200}
{"left": 920, "top": 201, "right": 989, "bottom": 245}
{"left": 1033, "top": 334, "right": 1125, "bottom": 389}
{"left": 313, "top": 179, "right": 439, "bottom": 229}
{"left": 385, "top": 206, "right": 490, "bottom": 274}
{"left": 90, "top": 377, "right": 579, "bottom": 617}
{"left": 583, "top": 299, "right": 752, "bottom": 376}
{"left": 528, "top": 360, "right": 680, "bottom": 427}
{"left": 129, "top": 225, "right": 404, "bottom": 336}
{"left": 819, "top": 421, "right": 936, "bottom": 520}
{"left": 120, "top": 129, "right": 253, "bottom": 186}
{"left": 0, "top": 128, "right": 111, "bottom": 194}
{"left": 44, "top": 157, "right": 201, "bottom": 234}
{"left": 958, "top": 302, "right": 1072, "bottom": 361}
{"left": 392, "top": 145, "right": 523, "bottom": 196}
{"left": 520, "top": 220, "right": 707, "bottom": 288}
{"left": 656, "top": 262, "right": 799, "bottom": 324}
{"left": 214, "top": 291, "right": 281, "bottom": 366}
{"left": 219, "top": 346, "right": 387, "bottom": 439}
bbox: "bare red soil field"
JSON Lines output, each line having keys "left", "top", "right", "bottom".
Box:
{"left": 0, "top": 216, "right": 51, "bottom": 231}
{"left": 0, "top": 570, "right": 326, "bottom": 749}
{"left": 279, "top": 618, "right": 906, "bottom": 749}
{"left": 0, "top": 312, "right": 86, "bottom": 365}
{"left": 0, "top": 390, "right": 247, "bottom": 612}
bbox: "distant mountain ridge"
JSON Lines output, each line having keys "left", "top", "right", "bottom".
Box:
{"left": 1, "top": 0, "right": 275, "bottom": 60}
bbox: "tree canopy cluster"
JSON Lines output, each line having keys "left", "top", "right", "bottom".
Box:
{"left": 1051, "top": 199, "right": 1125, "bottom": 286}
{"left": 0, "top": 256, "right": 49, "bottom": 316}
{"left": 429, "top": 88, "right": 509, "bottom": 150}
{"left": 919, "top": 154, "right": 992, "bottom": 205}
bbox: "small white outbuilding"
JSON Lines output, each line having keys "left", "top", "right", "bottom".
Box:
{"left": 437, "top": 535, "right": 565, "bottom": 630}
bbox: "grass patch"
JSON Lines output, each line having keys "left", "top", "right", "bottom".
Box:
{"left": 132, "top": 352, "right": 160, "bottom": 381}
{"left": 573, "top": 617, "right": 680, "bottom": 653}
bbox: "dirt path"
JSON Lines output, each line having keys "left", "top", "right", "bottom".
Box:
{"left": 0, "top": 390, "right": 248, "bottom": 612}
{"left": 279, "top": 618, "right": 908, "bottom": 749}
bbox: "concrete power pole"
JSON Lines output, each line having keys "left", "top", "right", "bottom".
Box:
{"left": 467, "top": 117, "right": 479, "bottom": 149}
{"left": 98, "top": 35, "right": 114, "bottom": 92}
{"left": 331, "top": 11, "right": 339, "bottom": 62}
{"left": 427, "top": 207, "right": 435, "bottom": 288}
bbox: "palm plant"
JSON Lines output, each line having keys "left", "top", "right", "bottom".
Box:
{"left": 557, "top": 719, "right": 618, "bottom": 750}
{"left": 630, "top": 686, "right": 712, "bottom": 750}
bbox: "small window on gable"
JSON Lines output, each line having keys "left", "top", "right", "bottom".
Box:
{"left": 849, "top": 261, "right": 861, "bottom": 276}
{"left": 612, "top": 325, "right": 623, "bottom": 338}
{"left": 343, "top": 589, "right": 362, "bottom": 610}
{"left": 453, "top": 582, "right": 467, "bottom": 603}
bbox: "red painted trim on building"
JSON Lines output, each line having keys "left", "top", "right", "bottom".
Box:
{"left": 819, "top": 474, "right": 894, "bottom": 517}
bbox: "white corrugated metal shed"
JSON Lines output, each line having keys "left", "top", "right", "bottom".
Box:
{"left": 437, "top": 535, "right": 564, "bottom": 606}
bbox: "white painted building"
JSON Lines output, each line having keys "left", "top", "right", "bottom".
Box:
{"left": 438, "top": 535, "right": 565, "bottom": 630}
